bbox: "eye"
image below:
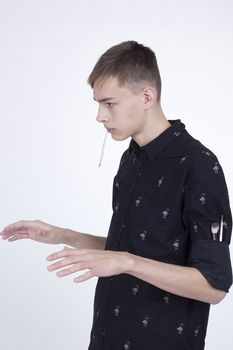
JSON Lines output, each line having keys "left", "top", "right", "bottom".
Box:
{"left": 106, "top": 102, "right": 114, "bottom": 108}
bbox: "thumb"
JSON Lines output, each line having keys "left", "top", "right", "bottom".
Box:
{"left": 63, "top": 246, "right": 73, "bottom": 250}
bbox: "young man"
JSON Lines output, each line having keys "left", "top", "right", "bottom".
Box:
{"left": 1, "top": 41, "right": 232, "bottom": 349}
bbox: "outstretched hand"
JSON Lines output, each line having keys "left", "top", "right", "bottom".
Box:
{"left": 0, "top": 220, "right": 65, "bottom": 245}
{"left": 47, "top": 247, "right": 133, "bottom": 283}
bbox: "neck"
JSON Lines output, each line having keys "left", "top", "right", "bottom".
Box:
{"left": 133, "top": 103, "right": 171, "bottom": 147}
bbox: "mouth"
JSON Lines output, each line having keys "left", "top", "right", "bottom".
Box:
{"left": 106, "top": 128, "right": 115, "bottom": 133}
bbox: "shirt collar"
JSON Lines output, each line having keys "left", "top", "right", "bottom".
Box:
{"left": 129, "top": 119, "right": 186, "bottom": 163}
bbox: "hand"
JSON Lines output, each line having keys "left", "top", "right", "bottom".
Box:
{"left": 46, "top": 247, "right": 133, "bottom": 283}
{"left": 0, "top": 220, "right": 65, "bottom": 245}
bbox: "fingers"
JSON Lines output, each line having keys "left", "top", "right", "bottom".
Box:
{"left": 47, "top": 247, "right": 96, "bottom": 281}
{"left": 46, "top": 247, "right": 75, "bottom": 261}
{"left": 47, "top": 247, "right": 91, "bottom": 261}
{"left": 47, "top": 255, "right": 92, "bottom": 280}
{"left": 46, "top": 248, "right": 107, "bottom": 283}
{"left": 0, "top": 229, "right": 30, "bottom": 241}
{"left": 47, "top": 255, "right": 80, "bottom": 272}
{"left": 1, "top": 220, "right": 37, "bottom": 233}
{"left": 8, "top": 234, "right": 30, "bottom": 242}
{"left": 74, "top": 270, "right": 94, "bottom": 283}
{"left": 56, "top": 263, "right": 90, "bottom": 277}
{"left": 0, "top": 220, "right": 35, "bottom": 241}
{"left": 47, "top": 247, "right": 94, "bottom": 272}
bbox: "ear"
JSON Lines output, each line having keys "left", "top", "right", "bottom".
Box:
{"left": 141, "top": 86, "right": 157, "bottom": 110}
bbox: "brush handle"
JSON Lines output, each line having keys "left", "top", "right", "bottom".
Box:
{"left": 219, "top": 214, "right": 224, "bottom": 242}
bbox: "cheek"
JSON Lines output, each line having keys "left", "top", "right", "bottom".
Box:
{"left": 126, "top": 112, "right": 136, "bottom": 120}
{"left": 126, "top": 109, "right": 143, "bottom": 126}
{"left": 125, "top": 102, "right": 141, "bottom": 120}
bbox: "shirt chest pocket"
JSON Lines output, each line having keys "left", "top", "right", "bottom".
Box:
{"left": 125, "top": 218, "right": 189, "bottom": 265}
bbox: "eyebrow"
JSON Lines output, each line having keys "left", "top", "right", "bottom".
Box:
{"left": 93, "top": 97, "right": 116, "bottom": 103}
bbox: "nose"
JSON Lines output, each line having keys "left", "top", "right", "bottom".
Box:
{"left": 96, "top": 105, "right": 109, "bottom": 123}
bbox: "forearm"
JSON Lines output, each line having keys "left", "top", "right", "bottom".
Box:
{"left": 125, "top": 253, "right": 226, "bottom": 305}
{"left": 63, "top": 229, "right": 107, "bottom": 250}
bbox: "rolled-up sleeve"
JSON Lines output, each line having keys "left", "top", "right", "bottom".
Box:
{"left": 183, "top": 148, "right": 232, "bottom": 292}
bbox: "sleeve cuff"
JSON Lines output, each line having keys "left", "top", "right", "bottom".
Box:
{"left": 187, "top": 240, "right": 233, "bottom": 292}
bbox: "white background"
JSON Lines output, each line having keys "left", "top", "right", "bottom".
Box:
{"left": 0, "top": 0, "right": 232, "bottom": 349}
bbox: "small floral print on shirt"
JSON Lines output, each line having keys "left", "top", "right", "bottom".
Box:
{"left": 163, "top": 293, "right": 170, "bottom": 304}
{"left": 114, "top": 200, "right": 120, "bottom": 213}
{"left": 177, "top": 323, "right": 184, "bottom": 335}
{"left": 193, "top": 222, "right": 198, "bottom": 232}
{"left": 213, "top": 162, "right": 220, "bottom": 174}
{"left": 162, "top": 208, "right": 170, "bottom": 219}
{"left": 157, "top": 176, "right": 165, "bottom": 187}
{"left": 142, "top": 316, "right": 150, "bottom": 328}
{"left": 174, "top": 131, "right": 181, "bottom": 137}
{"left": 173, "top": 239, "right": 180, "bottom": 250}
{"left": 132, "top": 284, "right": 140, "bottom": 296}
{"left": 202, "top": 149, "right": 212, "bottom": 157}
{"left": 115, "top": 179, "right": 120, "bottom": 189}
{"left": 180, "top": 155, "right": 188, "bottom": 164}
{"left": 123, "top": 340, "right": 131, "bottom": 350}
{"left": 139, "top": 230, "right": 147, "bottom": 241}
{"left": 135, "top": 196, "right": 143, "bottom": 207}
{"left": 114, "top": 305, "right": 120, "bottom": 317}
{"left": 194, "top": 326, "right": 199, "bottom": 337}
{"left": 199, "top": 193, "right": 206, "bottom": 205}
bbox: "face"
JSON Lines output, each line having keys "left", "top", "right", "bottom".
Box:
{"left": 93, "top": 76, "right": 147, "bottom": 141}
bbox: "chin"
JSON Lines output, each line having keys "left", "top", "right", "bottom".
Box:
{"left": 111, "top": 133, "right": 130, "bottom": 141}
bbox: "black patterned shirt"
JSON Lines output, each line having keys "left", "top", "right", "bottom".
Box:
{"left": 88, "top": 119, "right": 232, "bottom": 350}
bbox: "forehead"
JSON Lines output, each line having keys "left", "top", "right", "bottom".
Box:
{"left": 93, "top": 76, "right": 133, "bottom": 102}
{"left": 94, "top": 76, "right": 121, "bottom": 90}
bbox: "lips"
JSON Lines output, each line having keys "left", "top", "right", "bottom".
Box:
{"left": 106, "top": 127, "right": 115, "bottom": 132}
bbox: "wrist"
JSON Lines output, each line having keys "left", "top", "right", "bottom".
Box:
{"left": 122, "top": 252, "right": 137, "bottom": 274}
{"left": 61, "top": 228, "right": 75, "bottom": 245}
